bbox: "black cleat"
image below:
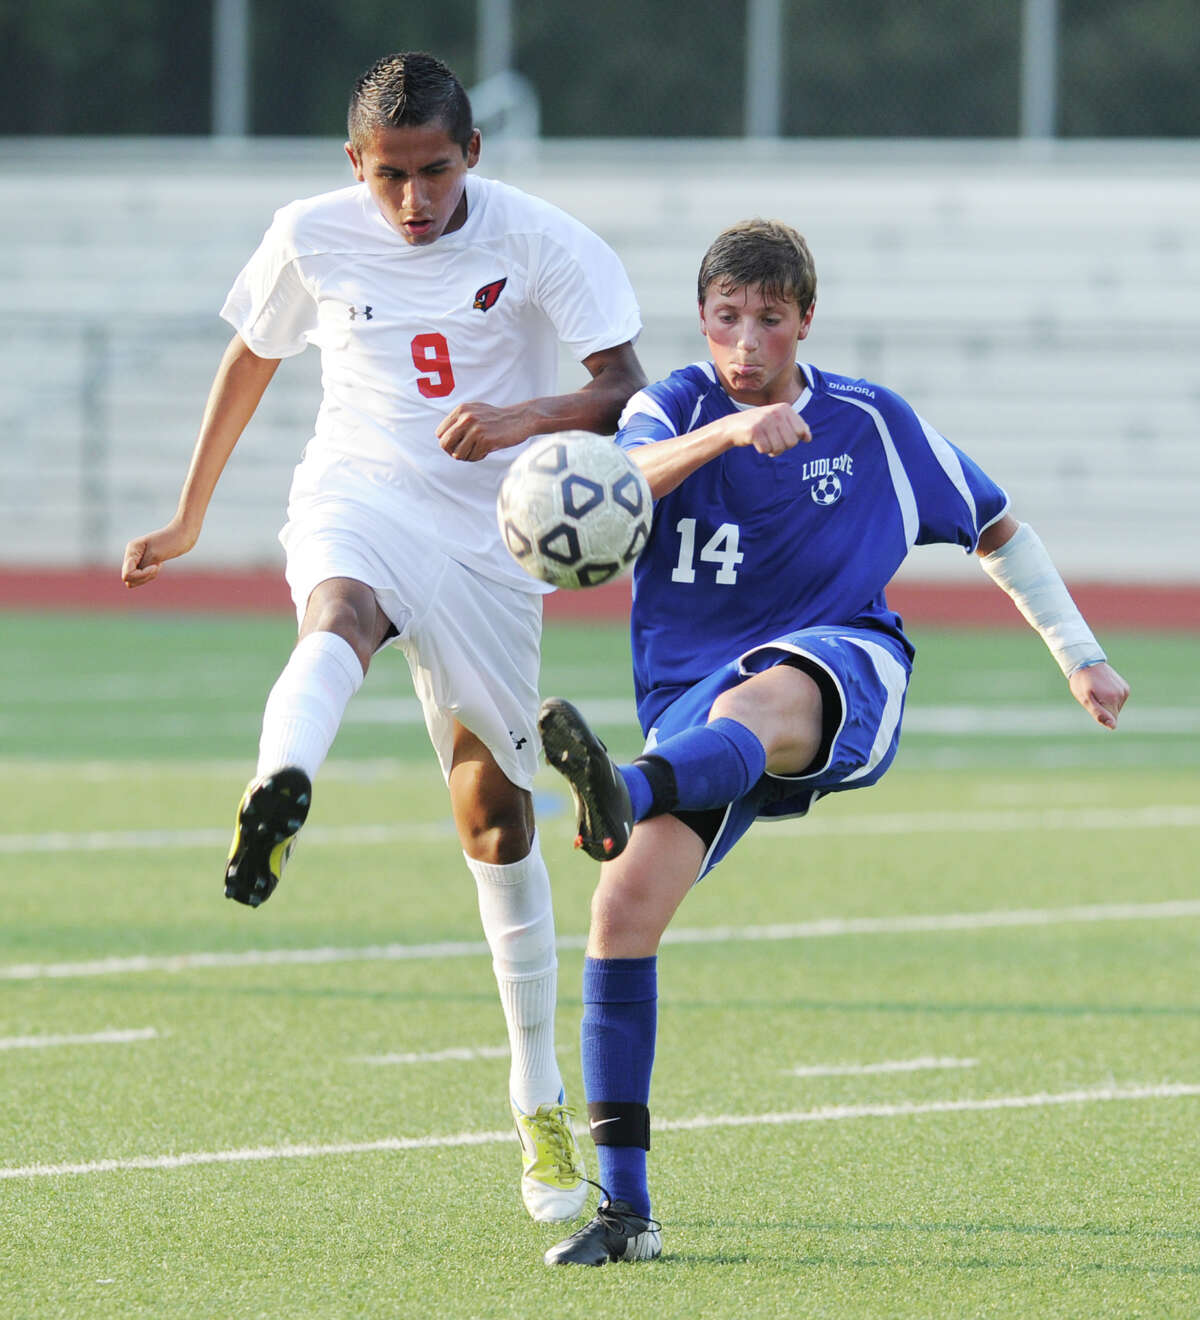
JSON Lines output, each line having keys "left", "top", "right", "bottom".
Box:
{"left": 543, "top": 1199, "right": 662, "bottom": 1266}
{"left": 224, "top": 767, "right": 311, "bottom": 907}
{"left": 538, "top": 698, "right": 633, "bottom": 861}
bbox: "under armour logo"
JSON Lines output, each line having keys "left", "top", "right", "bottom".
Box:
{"left": 348, "top": 305, "right": 373, "bottom": 321}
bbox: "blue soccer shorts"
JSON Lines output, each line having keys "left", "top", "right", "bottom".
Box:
{"left": 643, "top": 624, "right": 913, "bottom": 880}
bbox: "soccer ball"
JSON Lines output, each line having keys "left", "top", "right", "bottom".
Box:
{"left": 497, "top": 431, "right": 652, "bottom": 589}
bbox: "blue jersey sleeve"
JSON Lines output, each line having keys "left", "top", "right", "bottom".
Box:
{"left": 617, "top": 364, "right": 716, "bottom": 449}
{"left": 921, "top": 432, "right": 1011, "bottom": 549}
{"left": 905, "top": 407, "right": 1009, "bottom": 551}
{"left": 851, "top": 384, "right": 1010, "bottom": 553}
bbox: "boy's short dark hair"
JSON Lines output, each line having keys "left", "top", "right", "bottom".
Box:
{"left": 347, "top": 51, "right": 474, "bottom": 154}
{"left": 697, "top": 219, "right": 817, "bottom": 316}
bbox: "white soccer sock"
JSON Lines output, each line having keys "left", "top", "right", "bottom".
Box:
{"left": 466, "top": 837, "right": 564, "bottom": 1113}
{"left": 256, "top": 631, "right": 364, "bottom": 780}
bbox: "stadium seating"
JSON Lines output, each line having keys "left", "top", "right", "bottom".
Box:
{"left": 1, "top": 137, "right": 1197, "bottom": 583}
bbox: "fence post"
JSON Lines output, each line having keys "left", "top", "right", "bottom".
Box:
{"left": 1020, "top": 0, "right": 1059, "bottom": 138}
{"left": 213, "top": 0, "right": 251, "bottom": 137}
{"left": 744, "top": 0, "right": 784, "bottom": 138}
{"left": 80, "top": 322, "right": 109, "bottom": 566}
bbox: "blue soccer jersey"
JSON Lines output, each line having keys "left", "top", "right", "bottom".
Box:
{"left": 617, "top": 361, "right": 1009, "bottom": 729}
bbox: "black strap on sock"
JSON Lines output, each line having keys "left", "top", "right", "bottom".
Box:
{"left": 632, "top": 754, "right": 678, "bottom": 817}
{"left": 587, "top": 1101, "right": 651, "bottom": 1150}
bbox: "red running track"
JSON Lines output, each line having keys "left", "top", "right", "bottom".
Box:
{"left": 2, "top": 567, "right": 1197, "bottom": 630}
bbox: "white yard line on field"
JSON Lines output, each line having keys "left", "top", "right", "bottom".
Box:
{"left": 341, "top": 698, "right": 1200, "bottom": 736}
{"left": 0, "top": 821, "right": 457, "bottom": 854}
{"left": 4, "top": 696, "right": 1196, "bottom": 735}
{"left": 902, "top": 706, "right": 1200, "bottom": 736}
{"left": 2, "top": 1081, "right": 1197, "bottom": 1181}
{"left": 0, "top": 940, "right": 495, "bottom": 981}
{"left": 362, "top": 1050, "right": 974, "bottom": 1075}
{"left": 0, "top": 1027, "right": 159, "bottom": 1051}
{"left": 0, "top": 760, "right": 421, "bottom": 782}
{"left": 786, "top": 1056, "right": 978, "bottom": 1077}
{"left": 4, "top": 899, "right": 1200, "bottom": 982}
{"left": 766, "top": 803, "right": 1200, "bottom": 837}
{"left": 351, "top": 1045, "right": 511, "bottom": 1066}
{"left": 3, "top": 802, "right": 1198, "bottom": 855}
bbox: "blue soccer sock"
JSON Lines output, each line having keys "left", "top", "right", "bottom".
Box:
{"left": 618, "top": 717, "right": 767, "bottom": 821}
{"left": 581, "top": 955, "right": 657, "bottom": 1218}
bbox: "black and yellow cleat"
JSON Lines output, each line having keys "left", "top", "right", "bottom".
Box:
{"left": 224, "top": 767, "right": 311, "bottom": 908}
{"left": 537, "top": 698, "right": 633, "bottom": 861}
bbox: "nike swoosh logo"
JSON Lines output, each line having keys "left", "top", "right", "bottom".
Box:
{"left": 589, "top": 1116, "right": 620, "bottom": 1129}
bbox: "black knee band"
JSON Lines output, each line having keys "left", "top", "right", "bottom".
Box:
{"left": 586, "top": 1101, "right": 651, "bottom": 1150}
{"left": 632, "top": 754, "right": 678, "bottom": 817}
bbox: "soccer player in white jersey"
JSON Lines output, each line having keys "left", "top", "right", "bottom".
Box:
{"left": 120, "top": 51, "right": 646, "bottom": 1224}
{"left": 537, "top": 219, "right": 1130, "bottom": 1265}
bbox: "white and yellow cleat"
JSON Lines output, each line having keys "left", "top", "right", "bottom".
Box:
{"left": 224, "top": 767, "right": 311, "bottom": 908}
{"left": 511, "top": 1096, "right": 588, "bottom": 1222}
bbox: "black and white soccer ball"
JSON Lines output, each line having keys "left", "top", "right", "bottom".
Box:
{"left": 497, "top": 431, "right": 652, "bottom": 589}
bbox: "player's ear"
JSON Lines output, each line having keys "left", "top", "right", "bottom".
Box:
{"left": 344, "top": 141, "right": 365, "bottom": 180}
{"left": 465, "top": 129, "right": 482, "bottom": 168}
{"left": 797, "top": 301, "right": 816, "bottom": 340}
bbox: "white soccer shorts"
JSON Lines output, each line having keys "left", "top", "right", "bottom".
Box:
{"left": 280, "top": 495, "right": 544, "bottom": 791}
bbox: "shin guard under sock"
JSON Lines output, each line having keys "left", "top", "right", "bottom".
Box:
{"left": 618, "top": 717, "right": 767, "bottom": 820}
{"left": 581, "top": 955, "right": 657, "bottom": 1217}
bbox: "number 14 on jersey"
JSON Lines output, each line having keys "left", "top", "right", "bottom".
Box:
{"left": 671, "top": 518, "right": 744, "bottom": 585}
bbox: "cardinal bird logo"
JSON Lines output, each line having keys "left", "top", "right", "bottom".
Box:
{"left": 473, "top": 277, "right": 508, "bottom": 312}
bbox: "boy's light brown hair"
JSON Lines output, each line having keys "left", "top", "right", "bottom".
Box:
{"left": 697, "top": 219, "right": 817, "bottom": 316}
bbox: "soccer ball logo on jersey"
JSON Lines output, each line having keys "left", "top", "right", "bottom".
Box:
{"left": 812, "top": 474, "right": 841, "bottom": 505}
{"left": 804, "top": 454, "right": 853, "bottom": 507}
{"left": 473, "top": 278, "right": 508, "bottom": 312}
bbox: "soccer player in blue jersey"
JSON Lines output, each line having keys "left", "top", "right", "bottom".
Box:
{"left": 537, "top": 218, "right": 1130, "bottom": 1265}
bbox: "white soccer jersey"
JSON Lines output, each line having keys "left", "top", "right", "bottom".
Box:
{"left": 221, "top": 174, "right": 642, "bottom": 589}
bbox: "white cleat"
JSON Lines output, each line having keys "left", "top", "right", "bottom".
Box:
{"left": 511, "top": 1096, "right": 588, "bottom": 1222}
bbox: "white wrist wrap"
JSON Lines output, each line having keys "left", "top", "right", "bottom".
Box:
{"left": 978, "top": 522, "right": 1105, "bottom": 677}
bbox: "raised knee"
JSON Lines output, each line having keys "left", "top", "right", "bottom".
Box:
{"left": 301, "top": 592, "right": 380, "bottom": 672}
{"left": 707, "top": 690, "right": 738, "bottom": 724}
{"left": 590, "top": 878, "right": 662, "bottom": 951}
{"left": 460, "top": 808, "right": 534, "bottom": 865}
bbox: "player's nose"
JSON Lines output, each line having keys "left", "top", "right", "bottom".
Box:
{"left": 736, "top": 320, "right": 759, "bottom": 348}
{"left": 401, "top": 177, "right": 428, "bottom": 212}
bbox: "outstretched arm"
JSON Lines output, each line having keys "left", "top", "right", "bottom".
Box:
{"left": 436, "top": 341, "right": 646, "bottom": 462}
{"left": 977, "top": 514, "right": 1130, "bottom": 729}
{"left": 121, "top": 334, "right": 281, "bottom": 587}
{"left": 628, "top": 402, "right": 812, "bottom": 499}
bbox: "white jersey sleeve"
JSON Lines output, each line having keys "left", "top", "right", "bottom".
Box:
{"left": 220, "top": 205, "right": 318, "bottom": 358}
{"left": 528, "top": 224, "right": 642, "bottom": 362}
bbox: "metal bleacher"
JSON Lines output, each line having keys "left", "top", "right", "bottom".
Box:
{"left": 2, "top": 136, "right": 1198, "bottom": 583}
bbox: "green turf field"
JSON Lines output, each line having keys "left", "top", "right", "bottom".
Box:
{"left": 2, "top": 612, "right": 1198, "bottom": 1319}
